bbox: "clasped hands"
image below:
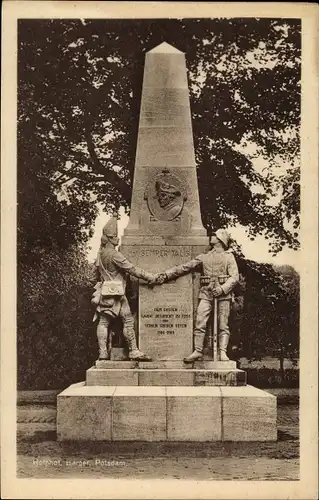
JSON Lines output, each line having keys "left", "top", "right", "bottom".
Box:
{"left": 154, "top": 272, "right": 168, "bottom": 285}
{"left": 148, "top": 272, "right": 168, "bottom": 286}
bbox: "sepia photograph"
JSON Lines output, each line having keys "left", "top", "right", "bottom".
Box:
{"left": 1, "top": 2, "right": 318, "bottom": 499}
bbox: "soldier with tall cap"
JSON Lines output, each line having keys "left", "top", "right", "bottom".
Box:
{"left": 92, "top": 213, "right": 156, "bottom": 361}
{"left": 156, "top": 229, "right": 239, "bottom": 362}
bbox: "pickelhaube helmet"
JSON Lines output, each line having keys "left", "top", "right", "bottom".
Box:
{"left": 215, "top": 229, "right": 230, "bottom": 249}
{"left": 102, "top": 212, "right": 118, "bottom": 238}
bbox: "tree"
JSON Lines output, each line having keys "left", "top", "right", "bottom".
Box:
{"left": 18, "top": 18, "right": 300, "bottom": 254}
{"left": 231, "top": 259, "right": 299, "bottom": 378}
{"left": 17, "top": 120, "right": 98, "bottom": 389}
{"left": 272, "top": 264, "right": 300, "bottom": 372}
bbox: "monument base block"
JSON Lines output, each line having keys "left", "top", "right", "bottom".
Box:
{"left": 90, "top": 360, "right": 246, "bottom": 386}
{"left": 57, "top": 383, "right": 277, "bottom": 442}
{"left": 95, "top": 360, "right": 238, "bottom": 369}
{"left": 86, "top": 367, "right": 246, "bottom": 386}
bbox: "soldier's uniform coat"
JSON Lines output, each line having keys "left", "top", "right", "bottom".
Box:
{"left": 165, "top": 248, "right": 239, "bottom": 353}
{"left": 165, "top": 248, "right": 239, "bottom": 299}
{"left": 93, "top": 243, "right": 154, "bottom": 358}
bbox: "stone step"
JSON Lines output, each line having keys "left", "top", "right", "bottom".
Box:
{"left": 95, "top": 360, "right": 237, "bottom": 370}
{"left": 87, "top": 367, "right": 246, "bottom": 387}
{"left": 96, "top": 360, "right": 138, "bottom": 369}
{"left": 140, "top": 360, "right": 238, "bottom": 370}
{"left": 57, "top": 383, "right": 277, "bottom": 442}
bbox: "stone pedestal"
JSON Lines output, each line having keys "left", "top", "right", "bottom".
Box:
{"left": 57, "top": 358, "right": 277, "bottom": 441}
{"left": 57, "top": 382, "right": 277, "bottom": 442}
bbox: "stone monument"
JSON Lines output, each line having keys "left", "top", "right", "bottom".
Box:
{"left": 57, "top": 42, "right": 277, "bottom": 442}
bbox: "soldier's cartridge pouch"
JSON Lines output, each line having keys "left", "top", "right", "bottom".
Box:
{"left": 218, "top": 275, "right": 229, "bottom": 285}
{"left": 200, "top": 276, "right": 210, "bottom": 287}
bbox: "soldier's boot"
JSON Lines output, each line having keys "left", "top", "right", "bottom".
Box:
{"left": 124, "top": 327, "right": 152, "bottom": 362}
{"left": 97, "top": 315, "right": 110, "bottom": 360}
{"left": 129, "top": 349, "right": 152, "bottom": 361}
{"left": 183, "top": 332, "right": 205, "bottom": 363}
{"left": 219, "top": 333, "right": 230, "bottom": 361}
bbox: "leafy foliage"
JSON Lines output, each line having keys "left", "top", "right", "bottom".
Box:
{"left": 230, "top": 261, "right": 299, "bottom": 368}
{"left": 17, "top": 128, "right": 98, "bottom": 388}
{"left": 18, "top": 248, "right": 98, "bottom": 389}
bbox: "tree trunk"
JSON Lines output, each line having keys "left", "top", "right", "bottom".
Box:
{"left": 279, "top": 346, "right": 285, "bottom": 383}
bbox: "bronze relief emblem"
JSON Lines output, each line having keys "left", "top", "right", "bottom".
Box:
{"left": 144, "top": 169, "right": 187, "bottom": 221}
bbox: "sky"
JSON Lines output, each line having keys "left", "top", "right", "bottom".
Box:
{"left": 87, "top": 207, "right": 300, "bottom": 272}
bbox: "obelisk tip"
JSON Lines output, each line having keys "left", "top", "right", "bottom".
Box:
{"left": 148, "top": 42, "right": 184, "bottom": 54}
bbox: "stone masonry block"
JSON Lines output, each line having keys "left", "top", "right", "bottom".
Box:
{"left": 57, "top": 382, "right": 115, "bottom": 441}
{"left": 138, "top": 369, "right": 194, "bottom": 386}
{"left": 95, "top": 361, "right": 137, "bottom": 369}
{"left": 86, "top": 368, "right": 138, "bottom": 386}
{"left": 221, "top": 386, "right": 277, "bottom": 441}
{"left": 112, "top": 386, "right": 166, "bottom": 441}
{"left": 167, "top": 386, "right": 222, "bottom": 441}
{"left": 194, "top": 369, "right": 246, "bottom": 386}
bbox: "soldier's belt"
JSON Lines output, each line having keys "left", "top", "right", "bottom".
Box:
{"left": 200, "top": 275, "right": 229, "bottom": 286}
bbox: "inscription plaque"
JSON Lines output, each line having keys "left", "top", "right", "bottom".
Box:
{"left": 139, "top": 280, "right": 193, "bottom": 360}
{"left": 131, "top": 246, "right": 193, "bottom": 360}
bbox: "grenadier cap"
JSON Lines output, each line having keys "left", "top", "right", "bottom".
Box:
{"left": 102, "top": 212, "right": 118, "bottom": 238}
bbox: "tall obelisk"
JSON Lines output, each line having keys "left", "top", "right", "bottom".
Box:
{"left": 121, "top": 42, "right": 208, "bottom": 360}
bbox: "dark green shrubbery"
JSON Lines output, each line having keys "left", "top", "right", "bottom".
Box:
{"left": 245, "top": 368, "right": 299, "bottom": 388}
{"left": 18, "top": 249, "right": 97, "bottom": 390}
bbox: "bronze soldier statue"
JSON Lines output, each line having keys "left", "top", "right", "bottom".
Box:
{"left": 156, "top": 229, "right": 239, "bottom": 362}
{"left": 92, "top": 214, "right": 156, "bottom": 361}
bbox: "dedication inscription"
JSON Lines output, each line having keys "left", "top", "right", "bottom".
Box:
{"left": 133, "top": 246, "right": 194, "bottom": 360}
{"left": 139, "top": 284, "right": 193, "bottom": 360}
